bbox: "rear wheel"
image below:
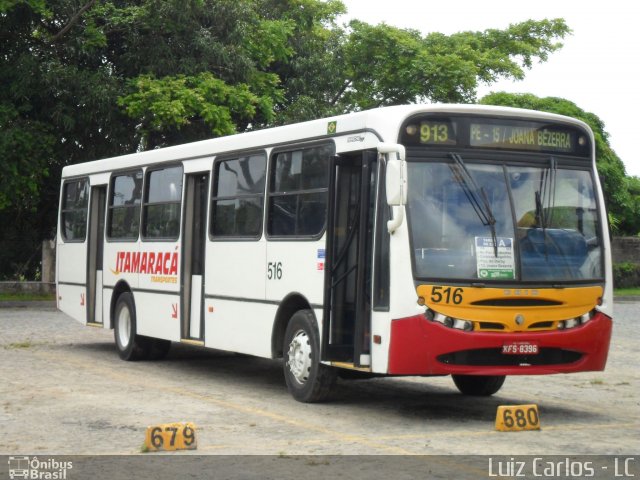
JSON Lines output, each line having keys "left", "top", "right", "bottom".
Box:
{"left": 452, "top": 374, "right": 506, "bottom": 396}
{"left": 113, "top": 292, "right": 152, "bottom": 361}
{"left": 283, "top": 310, "right": 336, "bottom": 403}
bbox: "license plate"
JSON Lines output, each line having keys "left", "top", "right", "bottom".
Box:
{"left": 502, "top": 342, "right": 539, "bottom": 355}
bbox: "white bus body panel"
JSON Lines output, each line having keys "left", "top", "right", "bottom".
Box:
{"left": 102, "top": 288, "right": 114, "bottom": 329}
{"left": 265, "top": 239, "right": 326, "bottom": 306}
{"left": 57, "top": 241, "right": 87, "bottom": 324}
{"left": 204, "top": 300, "right": 275, "bottom": 357}
{"left": 206, "top": 239, "right": 267, "bottom": 299}
{"left": 102, "top": 242, "right": 141, "bottom": 290}
{"left": 134, "top": 291, "right": 181, "bottom": 341}
{"left": 183, "top": 158, "right": 214, "bottom": 174}
{"left": 370, "top": 213, "right": 420, "bottom": 374}
{"left": 137, "top": 241, "right": 181, "bottom": 341}
{"left": 189, "top": 275, "right": 202, "bottom": 338}
{"left": 94, "top": 271, "right": 103, "bottom": 324}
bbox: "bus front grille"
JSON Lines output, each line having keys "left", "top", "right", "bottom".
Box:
{"left": 437, "top": 348, "right": 582, "bottom": 366}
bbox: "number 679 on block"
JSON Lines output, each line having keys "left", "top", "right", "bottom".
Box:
{"left": 144, "top": 422, "right": 197, "bottom": 451}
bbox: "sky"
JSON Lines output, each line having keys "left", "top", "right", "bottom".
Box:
{"left": 338, "top": 0, "right": 640, "bottom": 176}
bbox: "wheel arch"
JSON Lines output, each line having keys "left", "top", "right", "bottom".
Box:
{"left": 270, "top": 292, "right": 314, "bottom": 359}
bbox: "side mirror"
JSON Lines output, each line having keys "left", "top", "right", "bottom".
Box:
{"left": 377, "top": 143, "right": 407, "bottom": 233}
{"left": 385, "top": 158, "right": 404, "bottom": 206}
{"left": 377, "top": 143, "right": 407, "bottom": 206}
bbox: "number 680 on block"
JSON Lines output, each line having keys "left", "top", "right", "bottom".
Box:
{"left": 495, "top": 405, "right": 541, "bottom": 432}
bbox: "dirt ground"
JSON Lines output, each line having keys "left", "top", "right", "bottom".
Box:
{"left": 0, "top": 302, "right": 638, "bottom": 461}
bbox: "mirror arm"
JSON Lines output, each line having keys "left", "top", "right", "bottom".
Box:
{"left": 387, "top": 206, "right": 403, "bottom": 233}
{"left": 377, "top": 143, "right": 406, "bottom": 161}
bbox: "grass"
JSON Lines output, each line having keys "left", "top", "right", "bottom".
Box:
{"left": 5, "top": 340, "right": 35, "bottom": 349}
{"left": 614, "top": 287, "right": 640, "bottom": 296}
{"left": 0, "top": 292, "right": 55, "bottom": 301}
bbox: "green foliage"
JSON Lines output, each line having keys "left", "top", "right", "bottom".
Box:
{"left": 0, "top": 0, "right": 49, "bottom": 15}
{"left": 614, "top": 287, "right": 640, "bottom": 296}
{"left": 275, "top": 17, "right": 570, "bottom": 119}
{"left": 613, "top": 262, "right": 640, "bottom": 289}
{"left": 0, "top": 292, "right": 55, "bottom": 302}
{"left": 119, "top": 73, "right": 277, "bottom": 146}
{"left": 0, "top": 105, "right": 53, "bottom": 211}
{"left": 480, "top": 92, "right": 640, "bottom": 235}
{"left": 0, "top": 0, "right": 583, "bottom": 278}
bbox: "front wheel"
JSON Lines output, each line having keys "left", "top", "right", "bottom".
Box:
{"left": 283, "top": 310, "right": 336, "bottom": 403}
{"left": 452, "top": 374, "right": 506, "bottom": 396}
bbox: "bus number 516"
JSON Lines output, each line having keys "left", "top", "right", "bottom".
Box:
{"left": 268, "top": 261, "right": 283, "bottom": 280}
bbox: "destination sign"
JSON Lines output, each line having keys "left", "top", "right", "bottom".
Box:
{"left": 470, "top": 123, "right": 577, "bottom": 153}
{"left": 400, "top": 115, "right": 590, "bottom": 156}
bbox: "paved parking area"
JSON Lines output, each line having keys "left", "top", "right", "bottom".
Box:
{"left": 0, "top": 303, "right": 638, "bottom": 459}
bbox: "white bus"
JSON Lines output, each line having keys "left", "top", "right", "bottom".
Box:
{"left": 57, "top": 104, "right": 613, "bottom": 402}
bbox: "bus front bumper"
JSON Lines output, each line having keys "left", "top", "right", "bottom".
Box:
{"left": 387, "top": 312, "right": 612, "bottom": 376}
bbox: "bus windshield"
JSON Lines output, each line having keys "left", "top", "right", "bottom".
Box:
{"left": 407, "top": 158, "right": 603, "bottom": 282}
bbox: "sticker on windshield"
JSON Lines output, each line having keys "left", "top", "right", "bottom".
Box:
{"left": 475, "top": 237, "right": 515, "bottom": 280}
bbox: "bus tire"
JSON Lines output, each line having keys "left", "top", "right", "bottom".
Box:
{"left": 114, "top": 292, "right": 151, "bottom": 361}
{"left": 283, "top": 309, "right": 336, "bottom": 403}
{"left": 452, "top": 374, "right": 506, "bottom": 396}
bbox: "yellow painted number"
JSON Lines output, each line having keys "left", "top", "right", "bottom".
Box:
{"left": 145, "top": 422, "right": 197, "bottom": 451}
{"left": 430, "top": 286, "right": 463, "bottom": 304}
{"left": 495, "top": 405, "right": 540, "bottom": 432}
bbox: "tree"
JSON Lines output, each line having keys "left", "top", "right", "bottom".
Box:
{"left": 272, "top": 18, "right": 570, "bottom": 122}
{"left": 0, "top": 0, "right": 294, "bottom": 278}
{"left": 480, "top": 92, "right": 640, "bottom": 235}
{"left": 0, "top": 0, "right": 575, "bottom": 278}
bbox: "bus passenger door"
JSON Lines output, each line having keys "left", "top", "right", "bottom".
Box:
{"left": 87, "top": 185, "right": 106, "bottom": 325}
{"left": 322, "top": 151, "right": 376, "bottom": 367}
{"left": 182, "top": 173, "right": 209, "bottom": 342}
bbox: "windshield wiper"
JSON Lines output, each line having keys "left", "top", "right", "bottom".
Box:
{"left": 535, "top": 156, "right": 557, "bottom": 231}
{"left": 449, "top": 153, "right": 498, "bottom": 257}
{"left": 535, "top": 157, "right": 558, "bottom": 258}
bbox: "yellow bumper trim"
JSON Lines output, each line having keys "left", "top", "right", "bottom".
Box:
{"left": 416, "top": 284, "right": 603, "bottom": 332}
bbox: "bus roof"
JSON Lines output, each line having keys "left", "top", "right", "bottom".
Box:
{"left": 61, "top": 104, "right": 591, "bottom": 178}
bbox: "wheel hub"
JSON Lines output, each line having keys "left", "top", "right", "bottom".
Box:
{"left": 287, "top": 329, "right": 312, "bottom": 384}
{"left": 117, "top": 307, "right": 131, "bottom": 348}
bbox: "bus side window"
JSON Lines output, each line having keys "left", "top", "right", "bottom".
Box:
{"left": 267, "top": 144, "right": 332, "bottom": 237}
{"left": 107, "top": 171, "right": 142, "bottom": 240}
{"left": 142, "top": 166, "right": 183, "bottom": 240}
{"left": 61, "top": 178, "right": 89, "bottom": 241}
{"left": 211, "top": 154, "right": 266, "bottom": 239}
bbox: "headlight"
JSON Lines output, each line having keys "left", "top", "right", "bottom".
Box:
{"left": 557, "top": 310, "right": 596, "bottom": 330}
{"left": 427, "top": 310, "right": 474, "bottom": 331}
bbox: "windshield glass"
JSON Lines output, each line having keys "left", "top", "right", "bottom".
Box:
{"left": 407, "top": 159, "right": 603, "bottom": 282}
